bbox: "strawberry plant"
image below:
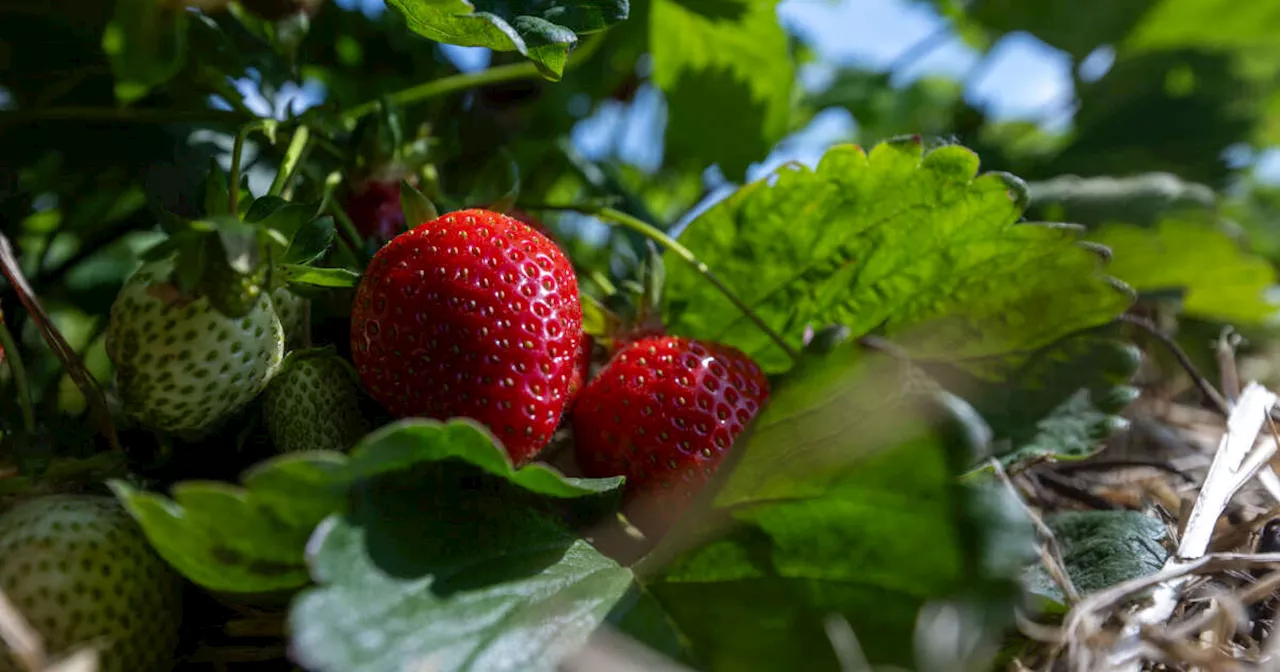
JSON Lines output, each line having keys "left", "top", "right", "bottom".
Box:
{"left": 6, "top": 0, "right": 1280, "bottom": 670}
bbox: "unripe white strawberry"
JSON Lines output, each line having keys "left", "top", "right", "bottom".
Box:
{"left": 271, "top": 285, "right": 309, "bottom": 351}
{"left": 262, "top": 348, "right": 368, "bottom": 453}
{"left": 105, "top": 257, "right": 285, "bottom": 436}
{"left": 0, "top": 494, "right": 184, "bottom": 672}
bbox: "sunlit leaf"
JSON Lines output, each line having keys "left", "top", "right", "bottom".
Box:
{"left": 663, "top": 140, "right": 1133, "bottom": 374}
{"left": 384, "top": 0, "right": 629, "bottom": 79}
{"left": 111, "top": 419, "right": 622, "bottom": 593}
{"left": 651, "top": 0, "right": 794, "bottom": 180}
{"left": 1088, "top": 217, "right": 1280, "bottom": 324}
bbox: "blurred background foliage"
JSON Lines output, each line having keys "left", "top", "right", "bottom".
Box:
{"left": 6, "top": 0, "right": 1280, "bottom": 417}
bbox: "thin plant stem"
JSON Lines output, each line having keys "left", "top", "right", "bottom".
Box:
{"left": 342, "top": 62, "right": 540, "bottom": 125}
{"left": 341, "top": 31, "right": 610, "bottom": 125}
{"left": 229, "top": 120, "right": 273, "bottom": 216}
{"left": 280, "top": 140, "right": 311, "bottom": 201}
{"left": 887, "top": 24, "right": 954, "bottom": 75}
{"left": 0, "top": 32, "right": 613, "bottom": 130}
{"left": 269, "top": 125, "right": 311, "bottom": 197}
{"left": 1118, "top": 314, "right": 1231, "bottom": 417}
{"left": 329, "top": 202, "right": 367, "bottom": 262}
{"left": 0, "top": 318, "right": 35, "bottom": 434}
{"left": 320, "top": 172, "right": 366, "bottom": 261}
{"left": 0, "top": 234, "right": 119, "bottom": 450}
{"left": 585, "top": 206, "right": 799, "bottom": 362}
{"left": 199, "top": 69, "right": 259, "bottom": 118}
{"left": 0, "top": 107, "right": 250, "bottom": 126}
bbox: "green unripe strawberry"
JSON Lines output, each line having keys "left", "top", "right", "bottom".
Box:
{"left": 262, "top": 348, "right": 368, "bottom": 453}
{"left": 270, "top": 285, "right": 309, "bottom": 350}
{"left": 0, "top": 494, "right": 184, "bottom": 672}
{"left": 105, "top": 257, "right": 285, "bottom": 436}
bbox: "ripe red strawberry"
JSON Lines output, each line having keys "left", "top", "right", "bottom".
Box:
{"left": 503, "top": 208, "right": 593, "bottom": 405}
{"left": 609, "top": 322, "right": 666, "bottom": 356}
{"left": 506, "top": 208, "right": 557, "bottom": 241}
{"left": 350, "top": 208, "right": 584, "bottom": 464}
{"left": 572, "top": 336, "right": 769, "bottom": 533}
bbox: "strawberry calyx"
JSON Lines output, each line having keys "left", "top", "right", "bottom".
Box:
{"left": 581, "top": 247, "right": 668, "bottom": 356}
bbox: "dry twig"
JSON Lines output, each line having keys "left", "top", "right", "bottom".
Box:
{"left": 1120, "top": 314, "right": 1232, "bottom": 417}
{"left": 990, "top": 458, "right": 1081, "bottom": 604}
{"left": 1105, "top": 383, "right": 1278, "bottom": 670}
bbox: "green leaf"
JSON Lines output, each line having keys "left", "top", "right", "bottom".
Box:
{"left": 651, "top": 0, "right": 794, "bottom": 180}
{"left": 340, "top": 420, "right": 624, "bottom": 500}
{"left": 108, "top": 454, "right": 347, "bottom": 592}
{"left": 243, "top": 197, "right": 336, "bottom": 264}
{"left": 663, "top": 140, "right": 1133, "bottom": 374}
{"left": 1124, "top": 0, "right": 1280, "bottom": 52}
{"left": 280, "top": 264, "right": 362, "bottom": 288}
{"left": 1088, "top": 217, "right": 1280, "bottom": 324}
{"left": 283, "top": 215, "right": 338, "bottom": 265}
{"left": 384, "top": 0, "right": 629, "bottom": 79}
{"left": 1023, "top": 510, "right": 1169, "bottom": 608}
{"left": 603, "top": 586, "right": 693, "bottom": 664}
{"left": 255, "top": 202, "right": 319, "bottom": 249}
{"left": 244, "top": 195, "right": 291, "bottom": 223}
{"left": 110, "top": 419, "right": 622, "bottom": 593}
{"left": 289, "top": 461, "right": 635, "bottom": 672}
{"left": 642, "top": 344, "right": 1034, "bottom": 671}
{"left": 1027, "top": 173, "right": 1217, "bottom": 228}
{"left": 935, "top": 331, "right": 1142, "bottom": 469}
{"left": 400, "top": 180, "right": 439, "bottom": 229}
{"left": 101, "top": 0, "right": 189, "bottom": 103}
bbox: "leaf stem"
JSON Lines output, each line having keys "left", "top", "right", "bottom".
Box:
{"left": 0, "top": 315, "right": 35, "bottom": 434}
{"left": 229, "top": 120, "right": 272, "bottom": 216}
{"left": 887, "top": 24, "right": 955, "bottom": 75}
{"left": 1118, "top": 314, "right": 1231, "bottom": 416}
{"left": 342, "top": 62, "right": 539, "bottom": 126}
{"left": 269, "top": 125, "right": 311, "bottom": 198}
{"left": 557, "top": 138, "right": 664, "bottom": 240}
{"left": 321, "top": 172, "right": 367, "bottom": 262}
{"left": 0, "top": 234, "right": 120, "bottom": 451}
{"left": 0, "top": 107, "right": 250, "bottom": 126}
{"left": 341, "top": 30, "right": 611, "bottom": 126}
{"left": 569, "top": 206, "right": 799, "bottom": 362}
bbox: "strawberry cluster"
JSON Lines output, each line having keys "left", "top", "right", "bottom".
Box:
{"left": 349, "top": 208, "right": 769, "bottom": 533}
